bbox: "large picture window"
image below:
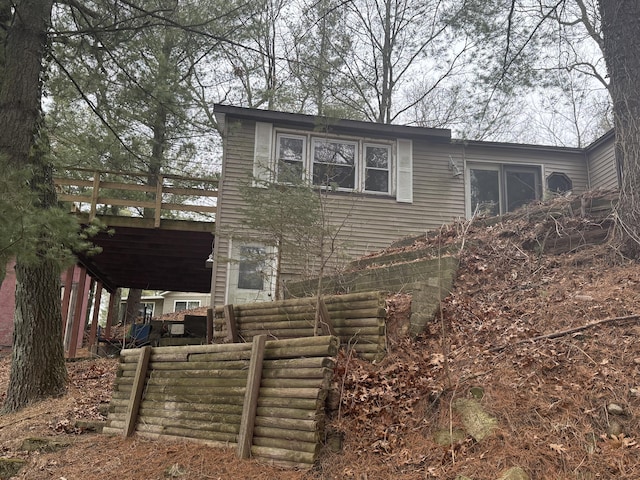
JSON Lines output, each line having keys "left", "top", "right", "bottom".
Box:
{"left": 312, "top": 139, "right": 356, "bottom": 189}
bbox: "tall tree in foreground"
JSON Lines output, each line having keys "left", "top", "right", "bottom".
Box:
{"left": 598, "top": 1, "right": 640, "bottom": 256}
{"left": 0, "top": 0, "right": 68, "bottom": 412}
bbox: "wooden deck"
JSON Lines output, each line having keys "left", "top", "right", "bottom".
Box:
{"left": 54, "top": 167, "right": 218, "bottom": 230}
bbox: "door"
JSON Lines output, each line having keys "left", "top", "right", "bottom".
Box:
{"left": 226, "top": 241, "right": 275, "bottom": 305}
{"left": 469, "top": 166, "right": 501, "bottom": 216}
{"left": 504, "top": 167, "right": 541, "bottom": 212}
{"left": 467, "top": 164, "right": 541, "bottom": 217}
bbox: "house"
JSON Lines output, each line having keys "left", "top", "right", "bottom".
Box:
{"left": 210, "top": 105, "right": 618, "bottom": 307}
{"left": 0, "top": 107, "right": 619, "bottom": 350}
{"left": 119, "top": 291, "right": 211, "bottom": 321}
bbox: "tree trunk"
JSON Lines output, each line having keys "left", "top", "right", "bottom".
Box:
{"left": 0, "top": 0, "right": 68, "bottom": 413}
{"left": 3, "top": 257, "right": 67, "bottom": 412}
{"left": 125, "top": 288, "right": 143, "bottom": 325}
{"left": 598, "top": 1, "right": 640, "bottom": 256}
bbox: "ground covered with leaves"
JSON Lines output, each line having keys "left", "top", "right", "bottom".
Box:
{"left": 2, "top": 192, "right": 640, "bottom": 479}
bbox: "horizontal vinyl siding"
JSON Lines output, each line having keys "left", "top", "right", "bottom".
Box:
{"left": 213, "top": 119, "right": 464, "bottom": 303}
{"left": 587, "top": 137, "right": 618, "bottom": 190}
{"left": 212, "top": 118, "right": 257, "bottom": 306}
{"left": 214, "top": 116, "right": 594, "bottom": 306}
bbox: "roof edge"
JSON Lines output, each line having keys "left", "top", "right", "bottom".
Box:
{"left": 213, "top": 104, "right": 452, "bottom": 140}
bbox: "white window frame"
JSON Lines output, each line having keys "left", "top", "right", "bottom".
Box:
{"left": 271, "top": 128, "right": 397, "bottom": 196}
{"left": 311, "top": 137, "right": 358, "bottom": 191}
{"left": 363, "top": 142, "right": 392, "bottom": 195}
{"left": 174, "top": 300, "right": 201, "bottom": 312}
{"left": 275, "top": 133, "right": 307, "bottom": 183}
{"left": 465, "top": 162, "right": 543, "bottom": 217}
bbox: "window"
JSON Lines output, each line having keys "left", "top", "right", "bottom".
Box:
{"left": 547, "top": 172, "right": 572, "bottom": 194}
{"left": 312, "top": 138, "right": 356, "bottom": 189}
{"left": 238, "top": 246, "right": 266, "bottom": 290}
{"left": 276, "top": 134, "right": 305, "bottom": 182}
{"left": 253, "top": 123, "right": 406, "bottom": 199}
{"left": 470, "top": 167, "right": 501, "bottom": 216}
{"left": 174, "top": 300, "right": 200, "bottom": 312}
{"left": 364, "top": 144, "right": 391, "bottom": 193}
{"left": 468, "top": 164, "right": 541, "bottom": 216}
{"left": 505, "top": 167, "right": 540, "bottom": 212}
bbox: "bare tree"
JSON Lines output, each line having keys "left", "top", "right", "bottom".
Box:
{"left": 338, "top": 0, "right": 473, "bottom": 124}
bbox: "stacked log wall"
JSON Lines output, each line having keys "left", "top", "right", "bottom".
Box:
{"left": 103, "top": 336, "right": 338, "bottom": 469}
{"left": 214, "top": 291, "right": 386, "bottom": 360}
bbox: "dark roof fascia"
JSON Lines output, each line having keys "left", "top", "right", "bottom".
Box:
{"left": 213, "top": 104, "right": 451, "bottom": 142}
{"left": 452, "top": 138, "right": 586, "bottom": 156}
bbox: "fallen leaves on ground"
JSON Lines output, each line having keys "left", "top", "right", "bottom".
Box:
{"left": 3, "top": 192, "right": 640, "bottom": 479}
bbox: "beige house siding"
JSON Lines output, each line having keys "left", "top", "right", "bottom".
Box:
{"left": 587, "top": 131, "right": 618, "bottom": 190}
{"left": 212, "top": 117, "right": 465, "bottom": 306}
{"left": 212, "top": 107, "right": 600, "bottom": 308}
{"left": 459, "top": 143, "right": 588, "bottom": 193}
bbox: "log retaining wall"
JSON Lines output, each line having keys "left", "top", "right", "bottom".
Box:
{"left": 214, "top": 291, "right": 387, "bottom": 360}
{"left": 103, "top": 335, "right": 338, "bottom": 469}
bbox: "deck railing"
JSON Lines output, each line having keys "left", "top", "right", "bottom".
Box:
{"left": 54, "top": 167, "right": 218, "bottom": 227}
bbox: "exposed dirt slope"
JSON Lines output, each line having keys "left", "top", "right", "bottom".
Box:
{"left": 2, "top": 192, "right": 640, "bottom": 479}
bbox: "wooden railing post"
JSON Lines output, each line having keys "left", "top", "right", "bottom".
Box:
{"left": 154, "top": 174, "right": 163, "bottom": 228}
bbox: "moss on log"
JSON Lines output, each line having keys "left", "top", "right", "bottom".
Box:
{"left": 139, "top": 407, "right": 242, "bottom": 426}
{"left": 249, "top": 445, "right": 316, "bottom": 465}
{"left": 252, "top": 426, "right": 318, "bottom": 443}
{"left": 252, "top": 436, "right": 319, "bottom": 454}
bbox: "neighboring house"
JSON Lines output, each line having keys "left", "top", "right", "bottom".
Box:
{"left": 119, "top": 291, "right": 211, "bottom": 320}
{"left": 211, "top": 105, "right": 618, "bottom": 307}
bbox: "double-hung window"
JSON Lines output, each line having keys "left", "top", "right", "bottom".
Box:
{"left": 364, "top": 143, "right": 391, "bottom": 194}
{"left": 276, "top": 134, "right": 305, "bottom": 183}
{"left": 266, "top": 125, "right": 397, "bottom": 197}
